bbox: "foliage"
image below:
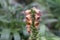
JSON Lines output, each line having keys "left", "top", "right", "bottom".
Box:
{"left": 0, "top": 0, "right": 60, "bottom": 40}
{"left": 47, "top": 0, "right": 60, "bottom": 30}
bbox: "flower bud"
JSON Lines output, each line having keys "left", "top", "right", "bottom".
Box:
{"left": 35, "top": 13, "right": 40, "bottom": 21}
{"left": 32, "top": 7, "right": 40, "bottom": 13}
{"left": 34, "top": 21, "right": 39, "bottom": 28}
{"left": 25, "top": 10, "right": 31, "bottom": 15}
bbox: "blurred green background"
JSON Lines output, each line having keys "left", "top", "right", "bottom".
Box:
{"left": 0, "top": 0, "right": 60, "bottom": 40}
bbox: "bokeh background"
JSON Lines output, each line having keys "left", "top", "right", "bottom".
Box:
{"left": 0, "top": 0, "right": 60, "bottom": 40}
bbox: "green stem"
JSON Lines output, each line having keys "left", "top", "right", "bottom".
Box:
{"left": 30, "top": 10, "right": 38, "bottom": 40}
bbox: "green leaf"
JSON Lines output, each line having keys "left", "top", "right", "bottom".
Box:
{"left": 13, "top": 32, "right": 21, "bottom": 40}
{"left": 43, "top": 19, "right": 58, "bottom": 24}
{"left": 23, "top": 27, "right": 29, "bottom": 38}
{"left": 52, "top": 37, "right": 60, "bottom": 40}
{"left": 39, "top": 24, "right": 46, "bottom": 36}
{"left": 40, "top": 37, "right": 46, "bottom": 40}
{"left": 0, "top": 28, "right": 11, "bottom": 40}
{"left": 41, "top": 14, "right": 54, "bottom": 18}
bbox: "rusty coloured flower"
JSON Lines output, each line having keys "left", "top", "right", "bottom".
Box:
{"left": 25, "top": 7, "right": 41, "bottom": 33}
{"left": 25, "top": 10, "right": 32, "bottom": 33}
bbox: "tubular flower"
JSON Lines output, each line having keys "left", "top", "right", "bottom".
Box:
{"left": 25, "top": 10, "right": 32, "bottom": 33}
{"left": 34, "top": 21, "right": 39, "bottom": 29}
{"left": 32, "top": 7, "right": 41, "bottom": 29}
{"left": 25, "top": 7, "right": 41, "bottom": 33}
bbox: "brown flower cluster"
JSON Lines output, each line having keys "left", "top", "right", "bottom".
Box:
{"left": 25, "top": 7, "right": 41, "bottom": 33}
